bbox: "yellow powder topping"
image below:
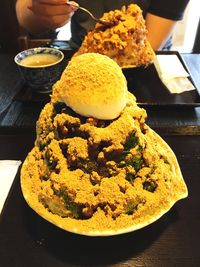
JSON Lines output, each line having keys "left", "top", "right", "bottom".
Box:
{"left": 55, "top": 53, "right": 128, "bottom": 120}
{"left": 21, "top": 92, "right": 187, "bottom": 235}
{"left": 75, "top": 4, "right": 155, "bottom": 68}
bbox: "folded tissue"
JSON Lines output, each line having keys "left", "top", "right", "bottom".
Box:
{"left": 154, "top": 54, "right": 195, "bottom": 94}
{"left": 0, "top": 160, "right": 21, "bottom": 213}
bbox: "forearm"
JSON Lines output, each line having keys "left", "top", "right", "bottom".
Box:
{"left": 145, "top": 12, "right": 177, "bottom": 51}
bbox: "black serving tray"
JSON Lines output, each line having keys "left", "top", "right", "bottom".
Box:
{"left": 123, "top": 51, "right": 200, "bottom": 107}
{"left": 1, "top": 134, "right": 200, "bottom": 267}
{"left": 14, "top": 50, "right": 200, "bottom": 107}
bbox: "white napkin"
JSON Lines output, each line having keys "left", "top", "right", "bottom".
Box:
{"left": 0, "top": 160, "right": 21, "bottom": 213}
{"left": 154, "top": 54, "right": 195, "bottom": 94}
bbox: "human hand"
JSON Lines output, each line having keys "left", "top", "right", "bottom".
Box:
{"left": 28, "top": 0, "right": 79, "bottom": 29}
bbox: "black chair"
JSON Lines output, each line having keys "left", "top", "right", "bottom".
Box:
{"left": 0, "top": 0, "right": 20, "bottom": 53}
{"left": 193, "top": 18, "right": 200, "bottom": 53}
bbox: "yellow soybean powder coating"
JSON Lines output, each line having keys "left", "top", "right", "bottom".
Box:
{"left": 21, "top": 53, "right": 188, "bottom": 236}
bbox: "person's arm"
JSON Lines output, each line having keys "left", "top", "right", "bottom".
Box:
{"left": 16, "top": 0, "right": 78, "bottom": 34}
{"left": 146, "top": 0, "right": 189, "bottom": 50}
{"left": 145, "top": 12, "right": 177, "bottom": 50}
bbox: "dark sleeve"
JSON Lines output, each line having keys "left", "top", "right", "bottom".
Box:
{"left": 148, "top": 0, "right": 190, "bottom": 21}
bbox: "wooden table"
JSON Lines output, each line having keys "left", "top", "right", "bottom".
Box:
{"left": 0, "top": 53, "right": 200, "bottom": 267}
{"left": 1, "top": 53, "right": 200, "bottom": 134}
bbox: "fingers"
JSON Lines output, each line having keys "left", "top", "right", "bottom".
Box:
{"left": 67, "top": 1, "right": 79, "bottom": 8}
{"left": 29, "top": 4, "right": 71, "bottom": 16}
{"left": 27, "top": 0, "right": 79, "bottom": 29}
{"left": 33, "top": 0, "right": 69, "bottom": 5}
{"left": 29, "top": 0, "right": 78, "bottom": 16}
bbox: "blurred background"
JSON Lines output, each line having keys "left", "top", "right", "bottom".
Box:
{"left": 56, "top": 0, "right": 200, "bottom": 53}
{"left": 171, "top": 0, "right": 199, "bottom": 52}
{"left": 0, "top": 0, "right": 199, "bottom": 53}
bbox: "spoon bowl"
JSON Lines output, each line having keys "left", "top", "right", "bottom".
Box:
{"left": 67, "top": 2, "right": 113, "bottom": 27}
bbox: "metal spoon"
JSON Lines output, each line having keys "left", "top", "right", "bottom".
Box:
{"left": 67, "top": 2, "right": 113, "bottom": 27}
